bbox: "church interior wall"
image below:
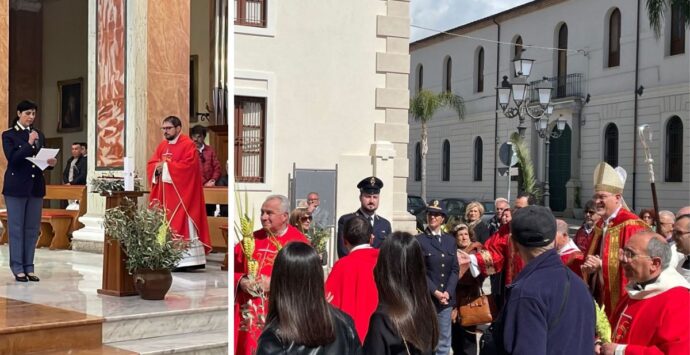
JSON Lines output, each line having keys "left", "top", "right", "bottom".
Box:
{"left": 190, "top": 0, "right": 211, "bottom": 130}
{"left": 41, "top": 0, "right": 87, "bottom": 183}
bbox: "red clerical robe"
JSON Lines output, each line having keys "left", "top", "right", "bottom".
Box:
{"left": 233, "top": 225, "right": 309, "bottom": 355}
{"left": 474, "top": 224, "right": 524, "bottom": 286}
{"left": 558, "top": 240, "right": 585, "bottom": 278}
{"left": 610, "top": 269, "right": 690, "bottom": 354}
{"left": 325, "top": 246, "right": 379, "bottom": 343}
{"left": 146, "top": 133, "right": 211, "bottom": 253}
{"left": 586, "top": 209, "right": 649, "bottom": 318}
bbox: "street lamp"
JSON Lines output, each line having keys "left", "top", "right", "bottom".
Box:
{"left": 534, "top": 114, "right": 566, "bottom": 208}
{"left": 496, "top": 58, "right": 554, "bottom": 137}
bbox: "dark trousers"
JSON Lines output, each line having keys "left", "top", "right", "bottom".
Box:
{"left": 5, "top": 196, "right": 42, "bottom": 275}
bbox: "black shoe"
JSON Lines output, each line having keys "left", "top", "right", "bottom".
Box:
{"left": 15, "top": 275, "right": 28, "bottom": 282}
{"left": 27, "top": 274, "right": 40, "bottom": 282}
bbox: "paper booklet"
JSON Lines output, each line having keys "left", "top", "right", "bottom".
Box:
{"left": 26, "top": 148, "right": 60, "bottom": 170}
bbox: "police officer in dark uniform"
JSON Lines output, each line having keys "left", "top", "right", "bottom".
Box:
{"left": 336, "top": 176, "right": 391, "bottom": 258}
{"left": 2, "top": 100, "right": 56, "bottom": 282}
{"left": 417, "top": 199, "right": 459, "bottom": 355}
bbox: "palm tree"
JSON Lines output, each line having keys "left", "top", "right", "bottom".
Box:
{"left": 409, "top": 90, "right": 464, "bottom": 201}
{"left": 647, "top": 0, "right": 689, "bottom": 37}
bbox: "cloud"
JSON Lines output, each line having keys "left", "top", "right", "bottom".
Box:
{"left": 411, "top": 0, "right": 532, "bottom": 42}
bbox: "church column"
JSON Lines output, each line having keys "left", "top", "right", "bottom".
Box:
{"left": 72, "top": 0, "right": 190, "bottom": 253}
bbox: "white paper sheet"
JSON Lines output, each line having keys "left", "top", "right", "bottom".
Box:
{"left": 26, "top": 148, "right": 60, "bottom": 170}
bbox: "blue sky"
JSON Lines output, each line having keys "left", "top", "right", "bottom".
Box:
{"left": 410, "top": 0, "right": 532, "bottom": 42}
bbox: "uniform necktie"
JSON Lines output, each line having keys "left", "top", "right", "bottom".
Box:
{"left": 683, "top": 255, "right": 690, "bottom": 270}
{"left": 369, "top": 216, "right": 374, "bottom": 227}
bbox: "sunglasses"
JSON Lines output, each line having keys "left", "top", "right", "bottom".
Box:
{"left": 301, "top": 216, "right": 313, "bottom": 222}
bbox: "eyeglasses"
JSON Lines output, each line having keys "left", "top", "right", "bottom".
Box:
{"left": 427, "top": 212, "right": 444, "bottom": 218}
{"left": 300, "top": 216, "right": 313, "bottom": 222}
{"left": 160, "top": 126, "right": 176, "bottom": 131}
{"left": 619, "top": 248, "right": 652, "bottom": 263}
{"left": 585, "top": 210, "right": 596, "bottom": 215}
{"left": 673, "top": 230, "right": 690, "bottom": 239}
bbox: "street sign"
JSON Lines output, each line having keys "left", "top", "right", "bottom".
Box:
{"left": 499, "top": 142, "right": 518, "bottom": 167}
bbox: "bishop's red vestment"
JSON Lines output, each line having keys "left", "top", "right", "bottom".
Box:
{"left": 233, "top": 225, "right": 309, "bottom": 355}
{"left": 474, "top": 224, "right": 524, "bottom": 286}
{"left": 586, "top": 209, "right": 648, "bottom": 318}
{"left": 146, "top": 133, "right": 211, "bottom": 253}
{"left": 610, "top": 268, "right": 690, "bottom": 354}
{"left": 325, "top": 246, "right": 379, "bottom": 343}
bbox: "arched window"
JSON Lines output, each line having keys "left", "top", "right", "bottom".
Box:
{"left": 473, "top": 137, "right": 483, "bottom": 181}
{"left": 416, "top": 65, "right": 424, "bottom": 93}
{"left": 604, "top": 124, "right": 619, "bottom": 167}
{"left": 665, "top": 116, "right": 683, "bottom": 182}
{"left": 557, "top": 24, "right": 568, "bottom": 97}
{"left": 476, "top": 47, "right": 484, "bottom": 93}
{"left": 608, "top": 9, "right": 621, "bottom": 67}
{"left": 671, "top": 3, "right": 686, "bottom": 55}
{"left": 414, "top": 142, "right": 422, "bottom": 181}
{"left": 442, "top": 140, "right": 450, "bottom": 181}
{"left": 443, "top": 57, "right": 452, "bottom": 92}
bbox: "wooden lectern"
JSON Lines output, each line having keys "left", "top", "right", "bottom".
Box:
{"left": 97, "top": 191, "right": 147, "bottom": 297}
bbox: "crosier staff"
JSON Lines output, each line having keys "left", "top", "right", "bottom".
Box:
{"left": 637, "top": 124, "right": 662, "bottom": 235}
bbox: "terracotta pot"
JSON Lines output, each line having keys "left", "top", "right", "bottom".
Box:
{"left": 134, "top": 269, "right": 172, "bottom": 300}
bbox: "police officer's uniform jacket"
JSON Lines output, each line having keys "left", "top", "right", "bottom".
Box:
{"left": 417, "top": 227, "right": 459, "bottom": 310}
{"left": 2, "top": 123, "right": 48, "bottom": 197}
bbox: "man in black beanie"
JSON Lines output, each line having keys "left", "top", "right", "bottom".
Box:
{"left": 491, "top": 205, "right": 595, "bottom": 355}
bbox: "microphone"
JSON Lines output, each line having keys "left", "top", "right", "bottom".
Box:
{"left": 29, "top": 125, "right": 40, "bottom": 148}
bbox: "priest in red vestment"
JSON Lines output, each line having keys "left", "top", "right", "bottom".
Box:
{"left": 574, "top": 200, "right": 600, "bottom": 253}
{"left": 325, "top": 215, "right": 379, "bottom": 344}
{"left": 234, "top": 195, "right": 309, "bottom": 355}
{"left": 582, "top": 162, "right": 649, "bottom": 319}
{"left": 146, "top": 116, "right": 211, "bottom": 270}
{"left": 599, "top": 231, "right": 690, "bottom": 355}
{"left": 556, "top": 219, "right": 585, "bottom": 277}
{"left": 460, "top": 209, "right": 524, "bottom": 295}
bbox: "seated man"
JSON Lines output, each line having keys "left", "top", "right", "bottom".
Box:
{"left": 600, "top": 231, "right": 690, "bottom": 355}
{"left": 325, "top": 216, "right": 378, "bottom": 343}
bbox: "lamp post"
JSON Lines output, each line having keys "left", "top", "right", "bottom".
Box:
{"left": 496, "top": 59, "right": 554, "bottom": 137}
{"left": 534, "top": 115, "right": 566, "bottom": 208}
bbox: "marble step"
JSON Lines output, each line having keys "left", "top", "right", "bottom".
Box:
{"left": 103, "top": 305, "right": 228, "bottom": 343}
{"left": 106, "top": 330, "right": 228, "bottom": 355}
{"left": 0, "top": 297, "right": 104, "bottom": 354}
{"left": 32, "top": 345, "right": 137, "bottom": 355}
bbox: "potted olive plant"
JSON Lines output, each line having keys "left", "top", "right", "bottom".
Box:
{"left": 102, "top": 198, "right": 187, "bottom": 300}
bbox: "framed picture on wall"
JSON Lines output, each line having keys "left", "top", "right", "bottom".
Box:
{"left": 57, "top": 78, "right": 83, "bottom": 132}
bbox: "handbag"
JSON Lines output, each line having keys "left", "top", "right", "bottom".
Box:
{"left": 458, "top": 290, "right": 497, "bottom": 327}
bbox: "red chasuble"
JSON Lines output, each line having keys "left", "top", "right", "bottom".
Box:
{"left": 586, "top": 209, "right": 649, "bottom": 318}
{"left": 559, "top": 250, "right": 585, "bottom": 278}
{"left": 233, "top": 225, "right": 309, "bottom": 355}
{"left": 474, "top": 224, "right": 524, "bottom": 286}
{"left": 610, "top": 270, "right": 690, "bottom": 354}
{"left": 146, "top": 134, "right": 211, "bottom": 253}
{"left": 325, "top": 247, "right": 379, "bottom": 343}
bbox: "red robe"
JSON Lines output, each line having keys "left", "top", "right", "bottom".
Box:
{"left": 474, "top": 224, "right": 524, "bottom": 286}
{"left": 325, "top": 246, "right": 379, "bottom": 344}
{"left": 146, "top": 134, "right": 210, "bottom": 253}
{"left": 233, "top": 225, "right": 309, "bottom": 355}
{"left": 586, "top": 209, "right": 649, "bottom": 318}
{"left": 610, "top": 270, "right": 690, "bottom": 354}
{"left": 558, "top": 241, "right": 585, "bottom": 278}
{"left": 574, "top": 224, "right": 595, "bottom": 254}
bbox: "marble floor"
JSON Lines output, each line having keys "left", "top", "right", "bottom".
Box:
{"left": 0, "top": 246, "right": 229, "bottom": 353}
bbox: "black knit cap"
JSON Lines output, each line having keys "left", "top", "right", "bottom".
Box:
{"left": 510, "top": 205, "right": 556, "bottom": 247}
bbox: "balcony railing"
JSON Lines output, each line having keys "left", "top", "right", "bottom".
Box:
{"left": 234, "top": 0, "right": 266, "bottom": 27}
{"left": 530, "top": 73, "right": 583, "bottom": 100}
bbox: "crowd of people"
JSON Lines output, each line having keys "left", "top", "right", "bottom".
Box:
{"left": 234, "top": 162, "right": 690, "bottom": 354}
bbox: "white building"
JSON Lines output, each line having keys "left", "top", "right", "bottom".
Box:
{"left": 408, "top": 0, "right": 689, "bottom": 215}
{"left": 234, "top": 0, "right": 416, "bottom": 251}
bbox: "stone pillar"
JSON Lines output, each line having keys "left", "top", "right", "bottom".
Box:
{"left": 73, "top": 0, "right": 191, "bottom": 252}
{"left": 374, "top": 0, "right": 415, "bottom": 233}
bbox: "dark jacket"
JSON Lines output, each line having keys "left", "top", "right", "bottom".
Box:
{"left": 256, "top": 307, "right": 362, "bottom": 355}
{"left": 417, "top": 229, "right": 459, "bottom": 310}
{"left": 62, "top": 155, "right": 87, "bottom": 185}
{"left": 363, "top": 310, "right": 434, "bottom": 355}
{"left": 470, "top": 220, "right": 491, "bottom": 244}
{"left": 2, "top": 124, "right": 48, "bottom": 197}
{"left": 494, "top": 249, "right": 595, "bottom": 355}
{"left": 337, "top": 209, "right": 391, "bottom": 258}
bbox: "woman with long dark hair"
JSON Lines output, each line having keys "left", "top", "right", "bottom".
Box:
{"left": 364, "top": 231, "right": 439, "bottom": 354}
{"left": 256, "top": 242, "right": 361, "bottom": 354}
